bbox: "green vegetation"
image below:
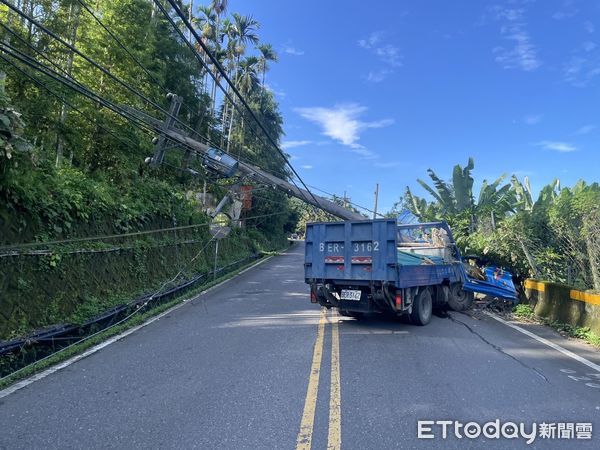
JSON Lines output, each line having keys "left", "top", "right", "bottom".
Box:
{"left": 0, "top": 251, "right": 280, "bottom": 389}
{"left": 511, "top": 303, "right": 600, "bottom": 348}
{"left": 0, "top": 1, "right": 298, "bottom": 341}
{"left": 512, "top": 304, "right": 536, "bottom": 320}
{"left": 396, "top": 159, "right": 600, "bottom": 292}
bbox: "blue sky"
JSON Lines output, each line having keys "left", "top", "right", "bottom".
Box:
{"left": 223, "top": 0, "right": 599, "bottom": 213}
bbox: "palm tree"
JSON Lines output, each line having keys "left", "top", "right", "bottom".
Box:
{"left": 196, "top": 1, "right": 229, "bottom": 116}
{"left": 257, "top": 43, "right": 277, "bottom": 110}
{"left": 220, "top": 14, "right": 259, "bottom": 149}
{"left": 226, "top": 56, "right": 259, "bottom": 151}
{"left": 229, "top": 13, "right": 260, "bottom": 65}
{"left": 195, "top": 5, "right": 217, "bottom": 42}
{"left": 257, "top": 43, "right": 278, "bottom": 88}
{"left": 237, "top": 56, "right": 260, "bottom": 94}
{"left": 210, "top": 0, "right": 229, "bottom": 51}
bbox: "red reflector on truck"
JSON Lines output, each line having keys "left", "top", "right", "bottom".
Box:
{"left": 395, "top": 294, "right": 402, "bottom": 308}
{"left": 310, "top": 291, "right": 318, "bottom": 303}
{"left": 325, "top": 256, "right": 345, "bottom": 263}
{"left": 351, "top": 256, "right": 372, "bottom": 264}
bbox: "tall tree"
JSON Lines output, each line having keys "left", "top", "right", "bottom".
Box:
{"left": 54, "top": 0, "right": 81, "bottom": 167}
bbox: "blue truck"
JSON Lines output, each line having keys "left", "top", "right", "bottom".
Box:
{"left": 304, "top": 219, "right": 517, "bottom": 325}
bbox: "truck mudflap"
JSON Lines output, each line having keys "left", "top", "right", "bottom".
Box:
{"left": 461, "top": 265, "right": 518, "bottom": 302}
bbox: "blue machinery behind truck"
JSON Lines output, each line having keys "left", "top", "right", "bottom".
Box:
{"left": 304, "top": 219, "right": 517, "bottom": 325}
{"left": 141, "top": 100, "right": 517, "bottom": 326}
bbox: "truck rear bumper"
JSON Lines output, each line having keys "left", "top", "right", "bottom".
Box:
{"left": 310, "top": 282, "right": 407, "bottom": 315}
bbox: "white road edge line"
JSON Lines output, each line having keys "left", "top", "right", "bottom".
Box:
{"left": 0, "top": 254, "right": 276, "bottom": 399}
{"left": 484, "top": 311, "right": 600, "bottom": 373}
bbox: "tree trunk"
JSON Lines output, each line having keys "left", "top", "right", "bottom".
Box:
{"left": 260, "top": 67, "right": 266, "bottom": 111}
{"left": 55, "top": 2, "right": 81, "bottom": 168}
{"left": 210, "top": 71, "right": 218, "bottom": 116}
{"left": 519, "top": 238, "right": 541, "bottom": 279}
{"left": 0, "top": 0, "right": 15, "bottom": 93}
{"left": 226, "top": 101, "right": 235, "bottom": 152}
{"left": 220, "top": 88, "right": 229, "bottom": 147}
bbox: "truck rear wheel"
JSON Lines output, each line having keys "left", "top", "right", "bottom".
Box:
{"left": 410, "top": 288, "right": 432, "bottom": 326}
{"left": 448, "top": 283, "right": 474, "bottom": 311}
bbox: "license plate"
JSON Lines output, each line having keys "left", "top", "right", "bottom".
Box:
{"left": 340, "top": 289, "right": 361, "bottom": 301}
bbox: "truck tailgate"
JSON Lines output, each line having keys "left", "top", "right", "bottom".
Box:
{"left": 305, "top": 219, "right": 397, "bottom": 283}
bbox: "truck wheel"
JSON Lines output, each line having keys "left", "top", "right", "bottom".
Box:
{"left": 410, "top": 288, "right": 432, "bottom": 326}
{"left": 448, "top": 284, "right": 474, "bottom": 311}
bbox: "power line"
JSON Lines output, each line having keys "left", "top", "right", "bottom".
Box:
{"left": 0, "top": 41, "right": 155, "bottom": 134}
{"left": 4, "top": 2, "right": 341, "bottom": 222}
{"left": 0, "top": 53, "right": 140, "bottom": 151}
{"left": 2, "top": 35, "right": 353, "bottom": 222}
{"left": 6, "top": 1, "right": 313, "bottom": 212}
{"left": 4, "top": 3, "right": 230, "bottom": 158}
{"left": 76, "top": 0, "right": 163, "bottom": 88}
{"left": 164, "top": 0, "right": 320, "bottom": 207}
{"left": 163, "top": 0, "right": 316, "bottom": 201}
{"left": 4, "top": 2, "right": 298, "bottom": 191}
{"left": 152, "top": 0, "right": 320, "bottom": 210}
{"left": 0, "top": 39, "right": 215, "bottom": 166}
{"left": 0, "top": 210, "right": 292, "bottom": 252}
{"left": 1, "top": 0, "right": 203, "bottom": 144}
{"left": 0, "top": 232, "right": 221, "bottom": 384}
{"left": 1, "top": 40, "right": 229, "bottom": 181}
{"left": 306, "top": 184, "right": 381, "bottom": 217}
{"left": 74, "top": 0, "right": 211, "bottom": 143}
{"left": 0, "top": 22, "right": 68, "bottom": 77}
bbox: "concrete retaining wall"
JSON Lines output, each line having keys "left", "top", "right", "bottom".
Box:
{"left": 524, "top": 280, "right": 600, "bottom": 334}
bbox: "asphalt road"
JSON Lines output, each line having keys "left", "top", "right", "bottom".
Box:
{"left": 1, "top": 244, "right": 599, "bottom": 449}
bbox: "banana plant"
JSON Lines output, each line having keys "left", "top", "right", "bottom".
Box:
{"left": 405, "top": 158, "right": 515, "bottom": 224}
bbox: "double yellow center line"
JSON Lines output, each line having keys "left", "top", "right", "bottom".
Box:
{"left": 296, "top": 308, "right": 341, "bottom": 450}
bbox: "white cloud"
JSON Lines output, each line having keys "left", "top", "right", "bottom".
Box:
{"left": 552, "top": 0, "right": 579, "bottom": 20}
{"left": 492, "top": 6, "right": 541, "bottom": 71}
{"left": 294, "top": 103, "right": 393, "bottom": 158}
{"left": 523, "top": 114, "right": 542, "bottom": 125}
{"left": 358, "top": 31, "right": 384, "bottom": 49}
{"left": 536, "top": 141, "right": 577, "bottom": 152}
{"left": 358, "top": 31, "right": 402, "bottom": 82}
{"left": 583, "top": 41, "right": 597, "bottom": 52}
{"left": 563, "top": 55, "right": 600, "bottom": 87}
{"left": 373, "top": 161, "right": 403, "bottom": 168}
{"left": 374, "top": 45, "right": 402, "bottom": 67}
{"left": 283, "top": 46, "right": 304, "bottom": 56}
{"left": 300, "top": 165, "right": 313, "bottom": 170}
{"left": 281, "top": 140, "right": 312, "bottom": 150}
{"left": 584, "top": 21, "right": 595, "bottom": 34}
{"left": 575, "top": 124, "right": 596, "bottom": 135}
{"left": 366, "top": 69, "right": 392, "bottom": 83}
{"left": 358, "top": 31, "right": 402, "bottom": 67}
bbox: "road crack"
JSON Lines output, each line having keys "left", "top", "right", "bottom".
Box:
{"left": 448, "top": 312, "right": 550, "bottom": 383}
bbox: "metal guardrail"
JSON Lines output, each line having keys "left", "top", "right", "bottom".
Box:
{"left": 0, "top": 253, "right": 261, "bottom": 376}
